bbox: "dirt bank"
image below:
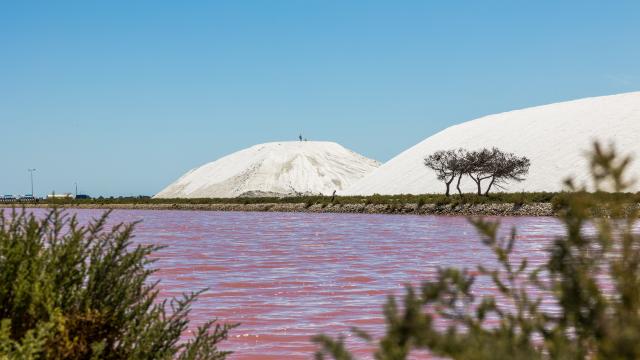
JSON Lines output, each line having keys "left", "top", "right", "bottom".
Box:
{"left": 15, "top": 202, "right": 557, "bottom": 216}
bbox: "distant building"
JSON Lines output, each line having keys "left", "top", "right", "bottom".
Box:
{"left": 0, "top": 195, "right": 38, "bottom": 202}
{"left": 47, "top": 193, "right": 74, "bottom": 199}
{"left": 1, "top": 195, "right": 16, "bottom": 203}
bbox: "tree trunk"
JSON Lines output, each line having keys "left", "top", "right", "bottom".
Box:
{"left": 484, "top": 177, "right": 496, "bottom": 196}
{"left": 469, "top": 174, "right": 482, "bottom": 195}
{"left": 456, "top": 174, "right": 463, "bottom": 195}
{"left": 445, "top": 174, "right": 456, "bottom": 197}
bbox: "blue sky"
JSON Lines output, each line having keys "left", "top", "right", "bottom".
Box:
{"left": 1, "top": 1, "right": 639, "bottom": 196}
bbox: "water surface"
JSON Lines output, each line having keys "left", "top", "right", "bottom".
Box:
{"left": 9, "top": 209, "right": 566, "bottom": 359}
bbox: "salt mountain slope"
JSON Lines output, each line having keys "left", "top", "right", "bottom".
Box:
{"left": 344, "top": 92, "right": 640, "bottom": 195}
{"left": 155, "top": 141, "right": 380, "bottom": 198}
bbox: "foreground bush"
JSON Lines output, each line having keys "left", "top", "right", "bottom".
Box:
{"left": 0, "top": 210, "right": 235, "bottom": 359}
{"left": 314, "top": 143, "right": 640, "bottom": 359}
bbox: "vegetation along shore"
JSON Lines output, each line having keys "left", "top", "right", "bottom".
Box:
{"left": 11, "top": 192, "right": 640, "bottom": 217}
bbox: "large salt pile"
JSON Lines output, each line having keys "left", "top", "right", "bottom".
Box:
{"left": 344, "top": 92, "right": 640, "bottom": 195}
{"left": 155, "top": 141, "right": 380, "bottom": 198}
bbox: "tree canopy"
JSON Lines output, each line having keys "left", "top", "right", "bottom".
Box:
{"left": 424, "top": 149, "right": 466, "bottom": 196}
{"left": 424, "top": 147, "right": 530, "bottom": 196}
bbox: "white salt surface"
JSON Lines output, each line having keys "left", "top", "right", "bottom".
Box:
{"left": 155, "top": 141, "right": 380, "bottom": 198}
{"left": 344, "top": 92, "right": 640, "bottom": 195}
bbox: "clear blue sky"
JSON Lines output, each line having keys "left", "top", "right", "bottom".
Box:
{"left": 1, "top": 1, "right": 638, "bottom": 197}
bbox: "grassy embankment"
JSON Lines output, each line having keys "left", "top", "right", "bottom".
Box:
{"left": 35, "top": 192, "right": 640, "bottom": 211}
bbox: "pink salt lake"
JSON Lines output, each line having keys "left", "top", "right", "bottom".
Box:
{"left": 13, "top": 209, "right": 568, "bottom": 359}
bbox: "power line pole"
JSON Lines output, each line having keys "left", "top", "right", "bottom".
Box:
{"left": 28, "top": 169, "right": 36, "bottom": 197}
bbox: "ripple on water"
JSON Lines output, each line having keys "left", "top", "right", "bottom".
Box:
{"left": 12, "top": 209, "right": 569, "bottom": 359}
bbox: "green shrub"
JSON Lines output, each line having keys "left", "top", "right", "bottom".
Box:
{"left": 550, "top": 191, "right": 573, "bottom": 211}
{"left": 0, "top": 209, "right": 235, "bottom": 359}
{"left": 511, "top": 191, "right": 528, "bottom": 206}
{"left": 314, "top": 143, "right": 640, "bottom": 359}
{"left": 434, "top": 196, "right": 450, "bottom": 206}
{"left": 39, "top": 190, "right": 620, "bottom": 209}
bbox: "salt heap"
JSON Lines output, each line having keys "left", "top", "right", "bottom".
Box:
{"left": 155, "top": 141, "right": 380, "bottom": 198}
{"left": 345, "top": 92, "right": 640, "bottom": 195}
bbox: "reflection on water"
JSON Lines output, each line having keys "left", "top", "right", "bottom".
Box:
{"left": 10, "top": 209, "right": 565, "bottom": 359}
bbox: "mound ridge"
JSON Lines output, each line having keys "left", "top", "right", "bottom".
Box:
{"left": 344, "top": 92, "right": 640, "bottom": 195}
{"left": 155, "top": 141, "right": 380, "bottom": 198}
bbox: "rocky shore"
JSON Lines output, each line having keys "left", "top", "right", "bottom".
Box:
{"left": 17, "top": 202, "right": 557, "bottom": 216}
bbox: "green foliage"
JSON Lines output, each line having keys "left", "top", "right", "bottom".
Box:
{"left": 43, "top": 192, "right": 562, "bottom": 208}
{"left": 512, "top": 191, "right": 530, "bottom": 206}
{"left": 0, "top": 210, "right": 236, "bottom": 359}
{"left": 305, "top": 199, "right": 315, "bottom": 209}
{"left": 551, "top": 191, "right": 640, "bottom": 212}
{"left": 0, "top": 318, "right": 52, "bottom": 360}
{"left": 314, "top": 143, "right": 640, "bottom": 359}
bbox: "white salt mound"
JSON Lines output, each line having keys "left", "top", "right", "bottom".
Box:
{"left": 344, "top": 92, "right": 640, "bottom": 195}
{"left": 155, "top": 141, "right": 380, "bottom": 198}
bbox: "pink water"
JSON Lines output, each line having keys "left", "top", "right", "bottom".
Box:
{"left": 11, "top": 209, "right": 567, "bottom": 359}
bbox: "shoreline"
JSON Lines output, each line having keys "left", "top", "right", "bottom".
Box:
{"left": 12, "top": 202, "right": 557, "bottom": 216}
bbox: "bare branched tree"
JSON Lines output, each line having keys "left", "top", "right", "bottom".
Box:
{"left": 483, "top": 151, "right": 530, "bottom": 195}
{"left": 425, "top": 148, "right": 531, "bottom": 196}
{"left": 464, "top": 148, "right": 530, "bottom": 195}
{"left": 424, "top": 149, "right": 465, "bottom": 196}
{"left": 465, "top": 148, "right": 497, "bottom": 195}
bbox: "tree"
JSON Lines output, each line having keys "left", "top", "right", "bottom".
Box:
{"left": 424, "top": 149, "right": 465, "bottom": 197}
{"left": 314, "top": 142, "right": 640, "bottom": 359}
{"left": 0, "top": 209, "right": 236, "bottom": 359}
{"left": 464, "top": 148, "right": 498, "bottom": 195}
{"left": 464, "top": 148, "right": 530, "bottom": 196}
{"left": 482, "top": 150, "right": 530, "bottom": 195}
{"left": 425, "top": 148, "right": 530, "bottom": 196}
